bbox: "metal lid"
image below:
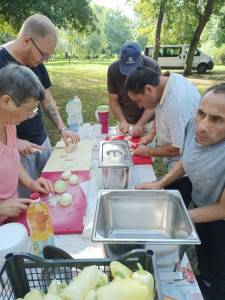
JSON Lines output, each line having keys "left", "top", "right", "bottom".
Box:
{"left": 99, "top": 140, "right": 133, "bottom": 168}
{"left": 97, "top": 105, "right": 109, "bottom": 112}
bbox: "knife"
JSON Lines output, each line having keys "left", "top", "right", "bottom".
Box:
{"left": 32, "top": 146, "right": 66, "bottom": 152}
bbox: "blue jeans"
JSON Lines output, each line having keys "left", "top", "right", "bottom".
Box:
{"left": 195, "top": 220, "right": 225, "bottom": 300}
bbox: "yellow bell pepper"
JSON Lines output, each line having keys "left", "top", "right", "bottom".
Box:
{"left": 96, "top": 278, "right": 149, "bottom": 300}
{"left": 24, "top": 288, "right": 44, "bottom": 300}
{"left": 110, "top": 261, "right": 133, "bottom": 279}
{"left": 60, "top": 265, "right": 98, "bottom": 300}
{"left": 132, "top": 263, "right": 154, "bottom": 300}
{"left": 44, "top": 295, "right": 62, "bottom": 300}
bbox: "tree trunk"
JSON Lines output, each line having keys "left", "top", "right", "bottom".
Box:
{"left": 153, "top": 0, "right": 165, "bottom": 61}
{"left": 183, "top": 0, "right": 215, "bottom": 75}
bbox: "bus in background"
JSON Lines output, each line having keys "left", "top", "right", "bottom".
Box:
{"left": 144, "top": 44, "right": 214, "bottom": 73}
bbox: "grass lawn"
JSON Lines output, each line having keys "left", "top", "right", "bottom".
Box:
{"left": 44, "top": 58, "right": 225, "bottom": 179}
{"left": 44, "top": 59, "right": 225, "bottom": 274}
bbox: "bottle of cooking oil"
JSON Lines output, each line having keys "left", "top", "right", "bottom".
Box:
{"left": 27, "top": 192, "right": 55, "bottom": 256}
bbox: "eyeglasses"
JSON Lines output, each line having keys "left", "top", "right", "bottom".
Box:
{"left": 29, "top": 36, "right": 52, "bottom": 61}
{"left": 11, "top": 96, "right": 39, "bottom": 119}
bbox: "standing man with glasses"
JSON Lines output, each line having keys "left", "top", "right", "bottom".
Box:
{"left": 0, "top": 13, "right": 80, "bottom": 198}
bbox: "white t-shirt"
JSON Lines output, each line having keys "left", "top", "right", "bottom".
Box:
{"left": 155, "top": 72, "right": 201, "bottom": 170}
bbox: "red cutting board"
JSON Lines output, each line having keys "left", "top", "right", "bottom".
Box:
{"left": 105, "top": 135, "right": 153, "bottom": 165}
{"left": 7, "top": 170, "right": 90, "bottom": 235}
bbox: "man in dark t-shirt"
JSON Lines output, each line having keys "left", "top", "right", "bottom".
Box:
{"left": 107, "top": 42, "right": 161, "bottom": 137}
{"left": 0, "top": 14, "right": 79, "bottom": 198}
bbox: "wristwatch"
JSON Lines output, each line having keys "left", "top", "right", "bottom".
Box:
{"left": 59, "top": 126, "right": 68, "bottom": 133}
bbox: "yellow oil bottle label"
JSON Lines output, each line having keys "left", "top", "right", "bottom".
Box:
{"left": 32, "top": 236, "right": 55, "bottom": 257}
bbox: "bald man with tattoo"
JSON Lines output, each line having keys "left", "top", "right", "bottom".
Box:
{"left": 0, "top": 14, "right": 80, "bottom": 197}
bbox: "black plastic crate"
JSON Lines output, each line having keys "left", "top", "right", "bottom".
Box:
{"left": 0, "top": 249, "right": 163, "bottom": 299}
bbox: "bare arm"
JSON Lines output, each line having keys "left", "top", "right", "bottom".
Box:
{"left": 134, "top": 143, "right": 180, "bottom": 158}
{"left": 189, "top": 188, "right": 225, "bottom": 223}
{"left": 132, "top": 108, "right": 155, "bottom": 138}
{"left": 108, "top": 93, "right": 129, "bottom": 134}
{"left": 0, "top": 198, "right": 31, "bottom": 218}
{"left": 17, "top": 139, "right": 43, "bottom": 155}
{"left": 42, "top": 88, "right": 64, "bottom": 130}
{"left": 42, "top": 89, "right": 79, "bottom": 146}
{"left": 18, "top": 162, "right": 53, "bottom": 194}
{"left": 136, "top": 159, "right": 185, "bottom": 190}
{"left": 140, "top": 119, "right": 156, "bottom": 144}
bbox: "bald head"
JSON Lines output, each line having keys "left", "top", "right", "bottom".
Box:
{"left": 19, "top": 13, "right": 58, "bottom": 44}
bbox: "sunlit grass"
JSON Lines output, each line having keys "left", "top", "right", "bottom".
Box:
{"left": 44, "top": 58, "right": 225, "bottom": 178}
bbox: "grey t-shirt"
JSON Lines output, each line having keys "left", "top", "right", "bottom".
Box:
{"left": 181, "top": 117, "right": 225, "bottom": 207}
{"left": 107, "top": 56, "right": 161, "bottom": 124}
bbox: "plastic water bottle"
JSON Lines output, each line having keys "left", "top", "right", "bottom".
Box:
{"left": 27, "top": 192, "right": 55, "bottom": 257}
{"left": 66, "top": 98, "right": 78, "bottom": 132}
{"left": 73, "top": 95, "right": 83, "bottom": 127}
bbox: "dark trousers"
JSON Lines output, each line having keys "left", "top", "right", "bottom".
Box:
{"left": 165, "top": 176, "right": 192, "bottom": 208}
{"left": 195, "top": 220, "right": 225, "bottom": 300}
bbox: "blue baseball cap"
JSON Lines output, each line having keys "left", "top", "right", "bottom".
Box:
{"left": 119, "top": 42, "right": 142, "bottom": 75}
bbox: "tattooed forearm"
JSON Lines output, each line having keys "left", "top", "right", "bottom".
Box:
{"left": 45, "top": 104, "right": 58, "bottom": 127}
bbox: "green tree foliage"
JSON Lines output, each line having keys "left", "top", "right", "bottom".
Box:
{"left": 104, "top": 9, "right": 133, "bottom": 55}
{"left": 183, "top": 0, "right": 217, "bottom": 75}
{"left": 54, "top": 4, "right": 106, "bottom": 60}
{"left": 134, "top": 0, "right": 199, "bottom": 45}
{"left": 133, "top": 0, "right": 224, "bottom": 74}
{"left": 201, "top": 6, "right": 225, "bottom": 48}
{"left": 213, "top": 44, "right": 225, "bottom": 65}
{"left": 0, "top": 0, "right": 96, "bottom": 42}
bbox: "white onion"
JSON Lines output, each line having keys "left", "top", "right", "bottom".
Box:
{"left": 61, "top": 170, "right": 72, "bottom": 180}
{"left": 65, "top": 138, "right": 76, "bottom": 153}
{"left": 65, "top": 142, "right": 76, "bottom": 153}
{"left": 54, "top": 180, "right": 67, "bottom": 193}
{"left": 69, "top": 174, "right": 79, "bottom": 185}
{"left": 59, "top": 193, "right": 72, "bottom": 206}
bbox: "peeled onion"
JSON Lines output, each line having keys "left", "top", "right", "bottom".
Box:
{"left": 54, "top": 180, "right": 67, "bottom": 193}
{"left": 69, "top": 174, "right": 79, "bottom": 185}
{"left": 61, "top": 170, "right": 72, "bottom": 180}
{"left": 59, "top": 193, "right": 72, "bottom": 206}
{"left": 65, "top": 138, "right": 76, "bottom": 153}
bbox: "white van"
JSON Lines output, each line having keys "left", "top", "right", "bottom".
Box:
{"left": 144, "top": 44, "right": 214, "bottom": 73}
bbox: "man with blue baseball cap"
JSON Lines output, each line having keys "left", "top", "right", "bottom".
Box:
{"left": 107, "top": 42, "right": 161, "bottom": 137}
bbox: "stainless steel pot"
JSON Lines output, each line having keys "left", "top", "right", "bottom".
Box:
{"left": 92, "top": 190, "right": 201, "bottom": 271}
{"left": 98, "top": 140, "right": 133, "bottom": 189}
